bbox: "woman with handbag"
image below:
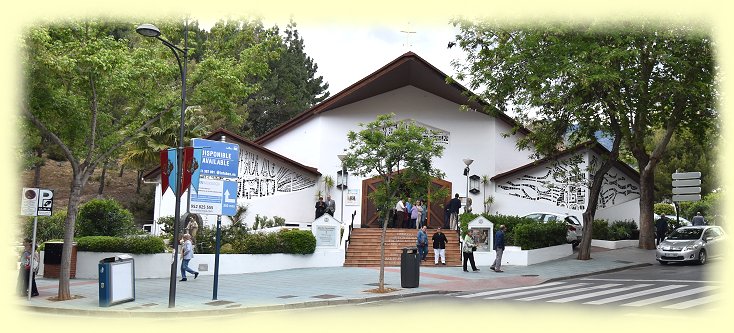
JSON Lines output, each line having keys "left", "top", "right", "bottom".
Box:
{"left": 462, "top": 231, "right": 480, "bottom": 272}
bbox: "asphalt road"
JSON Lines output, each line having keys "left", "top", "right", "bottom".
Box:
{"left": 281, "top": 257, "right": 724, "bottom": 317}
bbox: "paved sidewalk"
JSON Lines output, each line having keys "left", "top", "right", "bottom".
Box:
{"left": 16, "top": 246, "right": 656, "bottom": 317}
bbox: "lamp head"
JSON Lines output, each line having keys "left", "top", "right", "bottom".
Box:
{"left": 136, "top": 23, "right": 161, "bottom": 38}
{"left": 337, "top": 154, "right": 347, "bottom": 161}
{"left": 463, "top": 158, "right": 474, "bottom": 166}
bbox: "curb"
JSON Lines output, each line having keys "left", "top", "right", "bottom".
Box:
{"left": 544, "top": 263, "right": 652, "bottom": 283}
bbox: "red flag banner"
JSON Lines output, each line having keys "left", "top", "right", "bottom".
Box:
{"left": 160, "top": 149, "right": 170, "bottom": 194}
{"left": 181, "top": 146, "right": 194, "bottom": 196}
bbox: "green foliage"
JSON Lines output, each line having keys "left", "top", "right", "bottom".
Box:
{"left": 252, "top": 215, "right": 285, "bottom": 230}
{"left": 654, "top": 203, "right": 675, "bottom": 216}
{"left": 483, "top": 213, "right": 537, "bottom": 246}
{"left": 237, "top": 233, "right": 280, "bottom": 254}
{"left": 592, "top": 220, "right": 639, "bottom": 240}
{"left": 76, "top": 199, "right": 135, "bottom": 237}
{"left": 279, "top": 229, "right": 317, "bottom": 254}
{"left": 22, "top": 211, "right": 68, "bottom": 243}
{"left": 459, "top": 212, "right": 479, "bottom": 237}
{"left": 512, "top": 222, "right": 568, "bottom": 250}
{"left": 75, "top": 235, "right": 165, "bottom": 254}
{"left": 341, "top": 114, "right": 447, "bottom": 225}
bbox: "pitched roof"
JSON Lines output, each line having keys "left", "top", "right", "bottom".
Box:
{"left": 490, "top": 141, "right": 640, "bottom": 182}
{"left": 142, "top": 128, "right": 321, "bottom": 181}
{"left": 254, "top": 51, "right": 529, "bottom": 145}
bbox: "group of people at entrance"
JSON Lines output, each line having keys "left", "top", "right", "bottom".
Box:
{"left": 393, "top": 193, "right": 465, "bottom": 230}
{"left": 394, "top": 198, "right": 427, "bottom": 229}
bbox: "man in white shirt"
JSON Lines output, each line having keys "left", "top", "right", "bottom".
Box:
{"left": 179, "top": 234, "right": 199, "bottom": 282}
{"left": 394, "top": 199, "right": 405, "bottom": 228}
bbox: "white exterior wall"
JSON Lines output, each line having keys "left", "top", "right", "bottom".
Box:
{"left": 261, "top": 86, "right": 535, "bottom": 227}
{"left": 492, "top": 151, "right": 641, "bottom": 223}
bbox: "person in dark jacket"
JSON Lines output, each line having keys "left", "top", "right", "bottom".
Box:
{"left": 432, "top": 227, "right": 448, "bottom": 265}
{"left": 448, "top": 194, "right": 462, "bottom": 230}
{"left": 491, "top": 225, "right": 506, "bottom": 272}
{"left": 655, "top": 214, "right": 669, "bottom": 245}
{"left": 416, "top": 226, "right": 429, "bottom": 261}
{"left": 315, "top": 197, "right": 326, "bottom": 219}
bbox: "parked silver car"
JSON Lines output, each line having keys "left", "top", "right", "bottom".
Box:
{"left": 656, "top": 226, "right": 726, "bottom": 265}
{"left": 521, "top": 212, "right": 583, "bottom": 247}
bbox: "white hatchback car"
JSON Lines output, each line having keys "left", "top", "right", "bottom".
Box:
{"left": 521, "top": 212, "right": 583, "bottom": 247}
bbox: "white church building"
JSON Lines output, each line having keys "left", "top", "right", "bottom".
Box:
{"left": 145, "top": 52, "right": 641, "bottom": 233}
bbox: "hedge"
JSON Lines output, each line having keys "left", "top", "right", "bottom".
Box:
{"left": 592, "top": 220, "right": 639, "bottom": 241}
{"left": 75, "top": 235, "right": 166, "bottom": 254}
{"left": 512, "top": 222, "right": 568, "bottom": 250}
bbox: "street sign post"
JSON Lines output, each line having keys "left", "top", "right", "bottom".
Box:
{"left": 20, "top": 187, "right": 52, "bottom": 302}
{"left": 671, "top": 171, "right": 702, "bottom": 202}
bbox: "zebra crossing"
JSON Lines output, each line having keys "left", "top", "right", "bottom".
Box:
{"left": 455, "top": 279, "right": 720, "bottom": 309}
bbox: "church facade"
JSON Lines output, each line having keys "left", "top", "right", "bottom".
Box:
{"left": 147, "top": 52, "right": 640, "bottom": 233}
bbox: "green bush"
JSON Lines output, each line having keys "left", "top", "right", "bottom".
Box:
{"left": 512, "top": 222, "right": 567, "bottom": 250}
{"left": 592, "top": 219, "right": 610, "bottom": 240}
{"left": 22, "top": 211, "right": 68, "bottom": 243}
{"left": 483, "top": 213, "right": 536, "bottom": 246}
{"left": 76, "top": 199, "right": 135, "bottom": 237}
{"left": 459, "top": 212, "right": 479, "bottom": 237}
{"left": 238, "top": 233, "right": 280, "bottom": 254}
{"left": 654, "top": 203, "right": 675, "bottom": 216}
{"left": 279, "top": 229, "right": 317, "bottom": 254}
{"left": 75, "top": 235, "right": 165, "bottom": 254}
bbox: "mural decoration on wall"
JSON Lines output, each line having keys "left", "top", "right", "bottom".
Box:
{"left": 588, "top": 155, "right": 640, "bottom": 208}
{"left": 384, "top": 119, "right": 450, "bottom": 145}
{"left": 497, "top": 154, "right": 639, "bottom": 211}
{"left": 237, "top": 149, "right": 317, "bottom": 199}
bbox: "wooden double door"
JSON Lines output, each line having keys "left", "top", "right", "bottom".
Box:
{"left": 361, "top": 175, "right": 451, "bottom": 229}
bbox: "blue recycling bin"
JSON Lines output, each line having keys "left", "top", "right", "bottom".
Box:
{"left": 98, "top": 255, "right": 135, "bottom": 307}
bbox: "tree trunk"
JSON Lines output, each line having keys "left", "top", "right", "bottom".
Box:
{"left": 118, "top": 164, "right": 125, "bottom": 177}
{"left": 136, "top": 169, "right": 143, "bottom": 194}
{"left": 97, "top": 161, "right": 107, "bottom": 196}
{"left": 33, "top": 151, "right": 43, "bottom": 188}
{"left": 58, "top": 178, "right": 83, "bottom": 300}
{"left": 378, "top": 206, "right": 391, "bottom": 292}
{"left": 638, "top": 165, "right": 657, "bottom": 249}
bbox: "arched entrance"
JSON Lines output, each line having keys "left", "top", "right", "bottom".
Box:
{"left": 361, "top": 175, "right": 451, "bottom": 229}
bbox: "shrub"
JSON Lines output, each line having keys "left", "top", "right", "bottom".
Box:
{"left": 75, "top": 235, "right": 165, "bottom": 254}
{"left": 22, "top": 211, "right": 68, "bottom": 243}
{"left": 654, "top": 203, "right": 675, "bottom": 216}
{"left": 592, "top": 219, "right": 610, "bottom": 240}
{"left": 238, "top": 233, "right": 280, "bottom": 254}
{"left": 483, "top": 213, "right": 536, "bottom": 246}
{"left": 512, "top": 222, "right": 567, "bottom": 250}
{"left": 459, "top": 212, "right": 479, "bottom": 237}
{"left": 279, "top": 229, "right": 317, "bottom": 254}
{"left": 76, "top": 199, "right": 135, "bottom": 237}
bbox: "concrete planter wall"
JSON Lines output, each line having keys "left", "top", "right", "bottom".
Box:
{"left": 472, "top": 244, "right": 573, "bottom": 267}
{"left": 591, "top": 239, "right": 639, "bottom": 249}
{"left": 64, "top": 249, "right": 345, "bottom": 279}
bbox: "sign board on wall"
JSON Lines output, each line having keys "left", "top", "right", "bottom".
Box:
{"left": 345, "top": 189, "right": 359, "bottom": 206}
{"left": 311, "top": 214, "right": 341, "bottom": 248}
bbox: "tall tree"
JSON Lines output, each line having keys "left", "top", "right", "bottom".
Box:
{"left": 22, "top": 18, "right": 273, "bottom": 300}
{"left": 341, "top": 114, "right": 445, "bottom": 292}
{"left": 451, "top": 19, "right": 716, "bottom": 256}
{"left": 245, "top": 20, "right": 330, "bottom": 138}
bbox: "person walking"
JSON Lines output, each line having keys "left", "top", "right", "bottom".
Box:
{"left": 17, "top": 239, "right": 39, "bottom": 297}
{"left": 315, "top": 197, "right": 327, "bottom": 219}
{"left": 490, "top": 225, "right": 506, "bottom": 272}
{"left": 692, "top": 212, "right": 706, "bottom": 226}
{"left": 462, "top": 231, "right": 480, "bottom": 272}
{"left": 655, "top": 214, "right": 669, "bottom": 245}
{"left": 416, "top": 226, "right": 429, "bottom": 261}
{"left": 432, "top": 227, "right": 448, "bottom": 265}
{"left": 179, "top": 234, "right": 199, "bottom": 282}
{"left": 325, "top": 195, "right": 336, "bottom": 217}
{"left": 448, "top": 193, "right": 462, "bottom": 231}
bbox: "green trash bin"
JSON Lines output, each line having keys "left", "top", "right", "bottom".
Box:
{"left": 401, "top": 247, "right": 420, "bottom": 288}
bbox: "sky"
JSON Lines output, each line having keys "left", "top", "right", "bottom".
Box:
{"left": 201, "top": 19, "right": 468, "bottom": 96}
{"left": 295, "top": 22, "right": 468, "bottom": 96}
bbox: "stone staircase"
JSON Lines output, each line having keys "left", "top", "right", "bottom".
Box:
{"left": 344, "top": 228, "right": 462, "bottom": 267}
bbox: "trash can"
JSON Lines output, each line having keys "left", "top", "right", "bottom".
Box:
{"left": 400, "top": 247, "right": 420, "bottom": 288}
{"left": 98, "top": 254, "right": 135, "bottom": 307}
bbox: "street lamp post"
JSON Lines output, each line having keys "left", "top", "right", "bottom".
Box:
{"left": 137, "top": 21, "right": 188, "bottom": 308}
{"left": 337, "top": 154, "right": 347, "bottom": 225}
{"left": 463, "top": 158, "right": 473, "bottom": 214}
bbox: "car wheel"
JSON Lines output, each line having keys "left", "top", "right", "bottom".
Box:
{"left": 658, "top": 260, "right": 668, "bottom": 265}
{"left": 698, "top": 250, "right": 707, "bottom": 265}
